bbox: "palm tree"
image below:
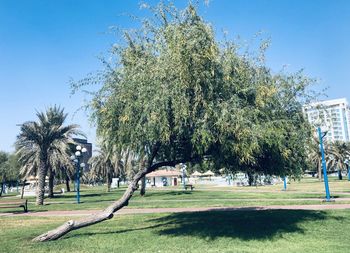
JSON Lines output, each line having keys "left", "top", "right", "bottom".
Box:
{"left": 46, "top": 146, "right": 75, "bottom": 197}
{"left": 121, "top": 148, "right": 138, "bottom": 181}
{"left": 57, "top": 165, "right": 74, "bottom": 192}
{"left": 120, "top": 148, "right": 148, "bottom": 196}
{"left": 16, "top": 106, "right": 81, "bottom": 205}
{"left": 308, "top": 135, "right": 333, "bottom": 180}
{"left": 89, "top": 141, "right": 123, "bottom": 192}
{"left": 328, "top": 141, "right": 350, "bottom": 180}
{"left": 309, "top": 136, "right": 323, "bottom": 180}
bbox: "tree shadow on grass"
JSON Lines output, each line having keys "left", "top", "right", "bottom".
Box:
{"left": 142, "top": 191, "right": 194, "bottom": 198}
{"left": 65, "top": 223, "right": 165, "bottom": 239}
{"left": 64, "top": 209, "right": 339, "bottom": 242}
{"left": 149, "top": 209, "right": 334, "bottom": 241}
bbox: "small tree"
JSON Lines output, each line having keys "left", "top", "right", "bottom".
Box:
{"left": 0, "top": 152, "right": 21, "bottom": 196}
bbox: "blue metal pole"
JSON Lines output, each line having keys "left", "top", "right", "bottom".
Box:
{"left": 318, "top": 127, "right": 331, "bottom": 201}
{"left": 76, "top": 158, "right": 80, "bottom": 204}
{"left": 347, "top": 164, "right": 350, "bottom": 181}
{"left": 283, "top": 176, "right": 287, "bottom": 191}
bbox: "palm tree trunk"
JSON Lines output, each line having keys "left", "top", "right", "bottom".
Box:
{"left": 318, "top": 162, "right": 322, "bottom": 180}
{"left": 140, "top": 159, "right": 146, "bottom": 196}
{"left": 0, "top": 182, "right": 3, "bottom": 197}
{"left": 140, "top": 176, "right": 146, "bottom": 196}
{"left": 106, "top": 170, "right": 111, "bottom": 192}
{"left": 247, "top": 172, "right": 254, "bottom": 186}
{"left": 48, "top": 169, "right": 55, "bottom": 198}
{"left": 338, "top": 169, "right": 343, "bottom": 180}
{"left": 32, "top": 159, "right": 181, "bottom": 242}
{"left": 36, "top": 159, "right": 48, "bottom": 205}
{"left": 65, "top": 176, "right": 71, "bottom": 192}
{"left": 21, "top": 180, "right": 26, "bottom": 199}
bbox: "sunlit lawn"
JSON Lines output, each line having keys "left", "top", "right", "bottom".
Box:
{"left": 1, "top": 177, "right": 350, "bottom": 213}
{"left": 1, "top": 177, "right": 350, "bottom": 253}
{"left": 1, "top": 209, "right": 350, "bottom": 253}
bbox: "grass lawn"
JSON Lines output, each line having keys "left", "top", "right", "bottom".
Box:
{"left": 1, "top": 209, "right": 350, "bottom": 253}
{"left": 1, "top": 177, "right": 350, "bottom": 252}
{"left": 0, "top": 178, "right": 350, "bottom": 212}
{"left": 1, "top": 177, "right": 350, "bottom": 212}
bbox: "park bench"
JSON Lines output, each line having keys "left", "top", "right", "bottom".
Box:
{"left": 0, "top": 199, "right": 28, "bottom": 212}
{"left": 185, "top": 184, "right": 195, "bottom": 191}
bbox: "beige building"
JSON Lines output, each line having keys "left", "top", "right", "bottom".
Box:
{"left": 146, "top": 169, "right": 182, "bottom": 187}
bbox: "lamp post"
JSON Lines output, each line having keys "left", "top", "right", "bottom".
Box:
{"left": 227, "top": 174, "right": 232, "bottom": 185}
{"left": 70, "top": 145, "right": 87, "bottom": 204}
{"left": 317, "top": 126, "right": 331, "bottom": 202}
{"left": 283, "top": 176, "right": 287, "bottom": 191}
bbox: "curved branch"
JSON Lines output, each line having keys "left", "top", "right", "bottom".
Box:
{"left": 32, "top": 159, "right": 179, "bottom": 242}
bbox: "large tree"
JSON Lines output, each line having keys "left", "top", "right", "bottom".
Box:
{"left": 33, "top": 3, "right": 313, "bottom": 241}
{"left": 16, "top": 106, "right": 81, "bottom": 205}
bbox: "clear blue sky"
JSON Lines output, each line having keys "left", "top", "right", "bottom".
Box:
{"left": 1, "top": 0, "right": 349, "bottom": 152}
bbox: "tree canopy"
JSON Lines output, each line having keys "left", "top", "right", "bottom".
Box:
{"left": 0, "top": 151, "right": 20, "bottom": 183}
{"left": 0, "top": 151, "right": 21, "bottom": 196}
{"left": 81, "top": 4, "right": 313, "bottom": 178}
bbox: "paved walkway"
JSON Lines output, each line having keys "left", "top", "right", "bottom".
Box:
{"left": 1, "top": 204, "right": 350, "bottom": 217}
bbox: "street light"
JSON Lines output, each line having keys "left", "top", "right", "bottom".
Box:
{"left": 227, "top": 174, "right": 232, "bottom": 186}
{"left": 70, "top": 145, "right": 87, "bottom": 204}
{"left": 317, "top": 126, "right": 331, "bottom": 202}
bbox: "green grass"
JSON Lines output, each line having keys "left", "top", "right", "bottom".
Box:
{"left": 2, "top": 177, "right": 350, "bottom": 213}
{"left": 1, "top": 209, "right": 350, "bottom": 253}
{"left": 1, "top": 177, "right": 350, "bottom": 252}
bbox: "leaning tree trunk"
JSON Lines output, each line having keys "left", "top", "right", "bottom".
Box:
{"left": 32, "top": 158, "right": 175, "bottom": 242}
{"left": 36, "top": 159, "right": 48, "bottom": 205}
